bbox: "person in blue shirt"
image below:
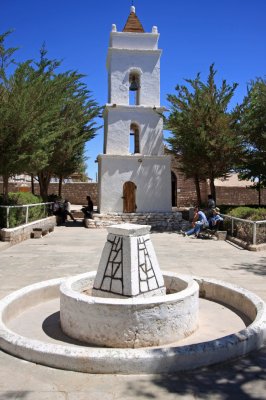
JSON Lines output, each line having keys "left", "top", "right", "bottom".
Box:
{"left": 181, "top": 207, "right": 209, "bottom": 237}
{"left": 209, "top": 207, "right": 223, "bottom": 229}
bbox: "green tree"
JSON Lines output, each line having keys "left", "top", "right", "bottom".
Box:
{"left": 0, "top": 31, "right": 21, "bottom": 201}
{"left": 0, "top": 34, "right": 64, "bottom": 201}
{"left": 238, "top": 78, "right": 266, "bottom": 205}
{"left": 25, "top": 49, "right": 100, "bottom": 199}
{"left": 0, "top": 32, "right": 100, "bottom": 201}
{"left": 166, "top": 64, "right": 241, "bottom": 204}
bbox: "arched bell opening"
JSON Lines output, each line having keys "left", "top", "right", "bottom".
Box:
{"left": 129, "top": 71, "right": 140, "bottom": 105}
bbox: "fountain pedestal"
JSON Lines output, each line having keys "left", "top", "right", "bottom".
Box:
{"left": 60, "top": 224, "right": 199, "bottom": 348}
{"left": 92, "top": 224, "right": 166, "bottom": 298}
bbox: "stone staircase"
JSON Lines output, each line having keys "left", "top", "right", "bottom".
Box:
{"left": 73, "top": 211, "right": 190, "bottom": 231}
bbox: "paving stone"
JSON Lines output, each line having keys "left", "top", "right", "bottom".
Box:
{"left": 0, "top": 226, "right": 265, "bottom": 399}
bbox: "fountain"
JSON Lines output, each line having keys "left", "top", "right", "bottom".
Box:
{"left": 60, "top": 224, "right": 199, "bottom": 348}
{"left": 0, "top": 224, "right": 265, "bottom": 374}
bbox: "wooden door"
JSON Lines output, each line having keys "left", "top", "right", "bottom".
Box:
{"left": 123, "top": 181, "right": 136, "bottom": 213}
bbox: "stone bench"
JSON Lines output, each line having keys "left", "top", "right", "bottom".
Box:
{"left": 31, "top": 223, "right": 55, "bottom": 239}
{"left": 31, "top": 228, "right": 43, "bottom": 239}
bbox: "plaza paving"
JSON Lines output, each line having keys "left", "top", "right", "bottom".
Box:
{"left": 0, "top": 222, "right": 265, "bottom": 399}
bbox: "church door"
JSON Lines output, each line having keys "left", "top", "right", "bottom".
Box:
{"left": 123, "top": 181, "right": 137, "bottom": 213}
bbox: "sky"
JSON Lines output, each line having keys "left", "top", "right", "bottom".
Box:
{"left": 2, "top": 0, "right": 266, "bottom": 181}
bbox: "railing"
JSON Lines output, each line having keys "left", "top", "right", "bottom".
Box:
{"left": 222, "top": 214, "right": 266, "bottom": 246}
{"left": 0, "top": 202, "right": 53, "bottom": 229}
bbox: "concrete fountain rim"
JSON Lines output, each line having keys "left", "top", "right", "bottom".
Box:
{"left": 0, "top": 271, "right": 265, "bottom": 374}
{"left": 60, "top": 271, "right": 198, "bottom": 305}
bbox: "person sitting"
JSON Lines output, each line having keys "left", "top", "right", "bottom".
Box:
{"left": 208, "top": 207, "right": 223, "bottom": 230}
{"left": 62, "top": 199, "right": 76, "bottom": 223}
{"left": 52, "top": 198, "right": 64, "bottom": 225}
{"left": 181, "top": 207, "right": 209, "bottom": 237}
{"left": 205, "top": 194, "right": 216, "bottom": 218}
{"left": 81, "top": 195, "right": 94, "bottom": 219}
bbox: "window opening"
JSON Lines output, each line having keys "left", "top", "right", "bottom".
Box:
{"left": 130, "top": 123, "right": 140, "bottom": 154}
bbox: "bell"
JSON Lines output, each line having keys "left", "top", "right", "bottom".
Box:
{"left": 129, "top": 76, "right": 139, "bottom": 91}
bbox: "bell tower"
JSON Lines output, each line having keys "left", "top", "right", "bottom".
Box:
{"left": 98, "top": 6, "right": 171, "bottom": 213}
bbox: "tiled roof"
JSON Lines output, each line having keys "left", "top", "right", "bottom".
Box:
{"left": 123, "top": 10, "right": 145, "bottom": 33}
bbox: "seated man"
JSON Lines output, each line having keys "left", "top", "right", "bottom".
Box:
{"left": 205, "top": 194, "right": 216, "bottom": 218}
{"left": 62, "top": 199, "right": 76, "bottom": 223}
{"left": 181, "top": 207, "right": 209, "bottom": 237}
{"left": 208, "top": 207, "right": 223, "bottom": 230}
{"left": 81, "top": 195, "right": 94, "bottom": 219}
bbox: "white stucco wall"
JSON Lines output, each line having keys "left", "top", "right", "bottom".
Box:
{"left": 109, "top": 32, "right": 159, "bottom": 51}
{"left": 104, "top": 106, "right": 164, "bottom": 156}
{"left": 107, "top": 50, "right": 161, "bottom": 106}
{"left": 98, "top": 155, "right": 172, "bottom": 213}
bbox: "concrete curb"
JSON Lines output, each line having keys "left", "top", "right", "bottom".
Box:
{"left": 0, "top": 274, "right": 265, "bottom": 374}
{"left": 227, "top": 235, "right": 266, "bottom": 252}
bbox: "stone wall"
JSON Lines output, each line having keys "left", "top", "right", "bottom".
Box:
{"left": 84, "top": 211, "right": 190, "bottom": 231}
{"left": 169, "top": 151, "right": 266, "bottom": 207}
{"left": 216, "top": 186, "right": 266, "bottom": 206}
{"left": 170, "top": 152, "right": 208, "bottom": 207}
{"left": 1, "top": 180, "right": 266, "bottom": 207}
{"left": 0, "top": 182, "right": 98, "bottom": 206}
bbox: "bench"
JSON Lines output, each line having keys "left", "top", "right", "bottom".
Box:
{"left": 31, "top": 224, "right": 54, "bottom": 239}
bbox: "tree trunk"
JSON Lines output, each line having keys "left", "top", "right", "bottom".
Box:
{"left": 209, "top": 176, "right": 216, "bottom": 203}
{"left": 31, "top": 174, "right": 35, "bottom": 195}
{"left": 194, "top": 175, "right": 202, "bottom": 207}
{"left": 37, "top": 171, "right": 51, "bottom": 201}
{"left": 58, "top": 175, "right": 63, "bottom": 198}
{"left": 2, "top": 174, "right": 9, "bottom": 204}
{"left": 258, "top": 175, "right": 261, "bottom": 207}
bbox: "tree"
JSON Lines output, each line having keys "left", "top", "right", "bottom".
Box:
{"left": 166, "top": 64, "right": 242, "bottom": 204}
{"left": 0, "top": 32, "right": 100, "bottom": 201}
{"left": 0, "top": 31, "right": 21, "bottom": 201}
{"left": 24, "top": 49, "right": 100, "bottom": 199}
{"left": 238, "top": 78, "right": 266, "bottom": 206}
{"left": 0, "top": 34, "right": 64, "bottom": 201}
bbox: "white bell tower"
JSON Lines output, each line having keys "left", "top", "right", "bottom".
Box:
{"left": 98, "top": 6, "right": 171, "bottom": 213}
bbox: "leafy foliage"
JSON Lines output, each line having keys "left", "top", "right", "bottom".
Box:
{"left": 237, "top": 78, "right": 266, "bottom": 204}
{"left": 166, "top": 64, "right": 242, "bottom": 204}
{"left": 0, "top": 32, "right": 100, "bottom": 201}
{"left": 227, "top": 206, "right": 266, "bottom": 221}
{"left": 0, "top": 192, "right": 44, "bottom": 228}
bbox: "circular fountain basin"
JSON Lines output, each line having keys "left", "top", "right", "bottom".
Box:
{"left": 60, "top": 272, "right": 199, "bottom": 348}
{"left": 0, "top": 273, "right": 265, "bottom": 374}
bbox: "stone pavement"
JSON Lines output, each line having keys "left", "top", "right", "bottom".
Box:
{"left": 0, "top": 221, "right": 265, "bottom": 400}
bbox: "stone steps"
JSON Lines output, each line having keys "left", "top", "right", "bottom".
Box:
{"left": 83, "top": 212, "right": 190, "bottom": 231}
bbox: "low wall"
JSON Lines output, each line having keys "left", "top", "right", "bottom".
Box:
{"left": 0, "top": 216, "right": 56, "bottom": 244}
{"left": 84, "top": 212, "right": 189, "bottom": 231}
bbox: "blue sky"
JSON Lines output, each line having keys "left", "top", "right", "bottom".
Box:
{"left": 2, "top": 0, "right": 266, "bottom": 181}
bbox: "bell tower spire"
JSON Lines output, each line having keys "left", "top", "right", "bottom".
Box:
{"left": 123, "top": 5, "right": 145, "bottom": 33}
{"left": 98, "top": 7, "right": 171, "bottom": 214}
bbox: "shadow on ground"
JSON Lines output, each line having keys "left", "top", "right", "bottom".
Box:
{"left": 125, "top": 347, "right": 266, "bottom": 399}
{"left": 0, "top": 392, "right": 30, "bottom": 399}
{"left": 223, "top": 257, "right": 266, "bottom": 276}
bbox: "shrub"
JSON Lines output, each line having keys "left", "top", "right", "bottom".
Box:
{"left": 227, "top": 207, "right": 266, "bottom": 221}
{"left": 222, "top": 206, "right": 266, "bottom": 245}
{"left": 0, "top": 192, "right": 45, "bottom": 228}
